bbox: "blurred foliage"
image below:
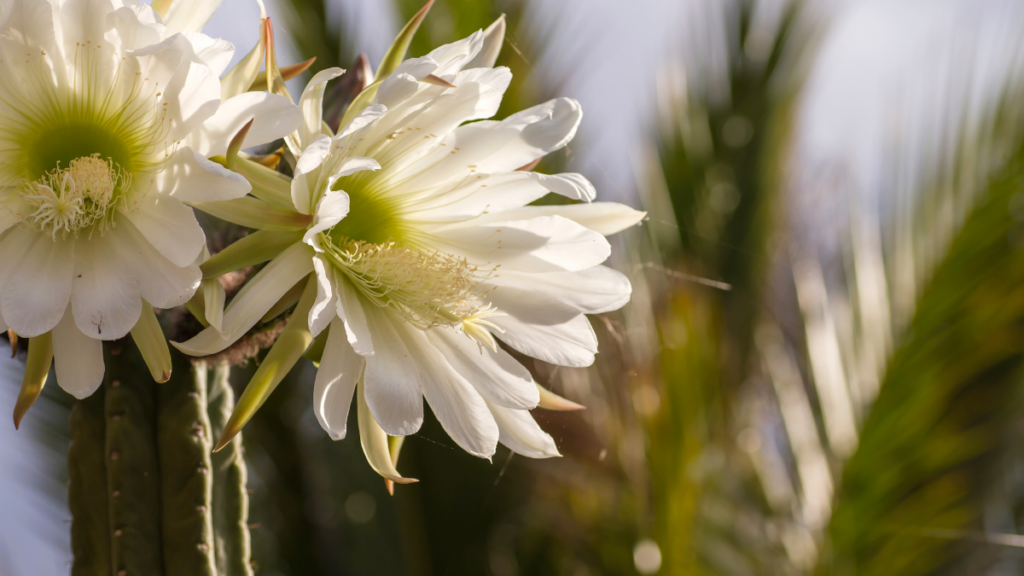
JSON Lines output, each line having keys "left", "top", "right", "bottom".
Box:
{"left": 644, "top": 4, "right": 801, "bottom": 575}
{"left": 820, "top": 121, "right": 1024, "bottom": 576}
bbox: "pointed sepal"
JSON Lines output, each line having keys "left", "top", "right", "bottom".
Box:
{"left": 201, "top": 229, "right": 304, "bottom": 279}
{"left": 191, "top": 197, "right": 311, "bottom": 232}
{"left": 220, "top": 3, "right": 268, "bottom": 99}
{"left": 374, "top": 0, "right": 434, "bottom": 82}
{"left": 213, "top": 275, "right": 318, "bottom": 452}
{"left": 251, "top": 57, "right": 316, "bottom": 92}
{"left": 536, "top": 384, "right": 585, "bottom": 411}
{"left": 358, "top": 382, "right": 418, "bottom": 486}
{"left": 384, "top": 435, "right": 407, "bottom": 495}
{"left": 131, "top": 303, "right": 172, "bottom": 383}
{"left": 13, "top": 333, "right": 52, "bottom": 429}
{"left": 465, "top": 15, "right": 506, "bottom": 69}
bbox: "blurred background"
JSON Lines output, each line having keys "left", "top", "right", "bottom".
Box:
{"left": 6, "top": 0, "right": 1024, "bottom": 574}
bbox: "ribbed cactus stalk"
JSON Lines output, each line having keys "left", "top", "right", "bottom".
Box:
{"left": 68, "top": 341, "right": 252, "bottom": 576}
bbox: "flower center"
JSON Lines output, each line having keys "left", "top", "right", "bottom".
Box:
{"left": 17, "top": 155, "right": 133, "bottom": 239}
{"left": 26, "top": 121, "right": 137, "bottom": 181}
{"left": 322, "top": 239, "right": 504, "bottom": 349}
{"left": 327, "top": 182, "right": 403, "bottom": 245}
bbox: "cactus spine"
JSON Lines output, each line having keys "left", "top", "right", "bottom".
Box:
{"left": 68, "top": 341, "right": 252, "bottom": 576}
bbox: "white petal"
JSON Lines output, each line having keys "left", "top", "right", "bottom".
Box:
{"left": 368, "top": 70, "right": 511, "bottom": 180}
{"left": 489, "top": 266, "right": 632, "bottom": 315}
{"left": 71, "top": 234, "right": 142, "bottom": 340}
{"left": 335, "top": 274, "right": 373, "bottom": 356}
{"left": 109, "top": 5, "right": 166, "bottom": 52}
{"left": 3, "top": 234, "right": 74, "bottom": 337}
{"left": 377, "top": 69, "right": 433, "bottom": 109}
{"left": 330, "top": 156, "right": 382, "bottom": 180}
{"left": 134, "top": 36, "right": 221, "bottom": 142}
{"left": 122, "top": 193, "right": 204, "bottom": 267}
{"left": 0, "top": 205, "right": 17, "bottom": 234}
{"left": 303, "top": 190, "right": 350, "bottom": 246}
{"left": 486, "top": 401, "right": 560, "bottom": 458}
{"left": 476, "top": 202, "right": 646, "bottom": 236}
{"left": 398, "top": 325, "right": 498, "bottom": 458}
{"left": 293, "top": 67, "right": 344, "bottom": 151}
{"left": 464, "top": 16, "right": 505, "bottom": 70}
{"left": 173, "top": 243, "right": 313, "bottom": 356}
{"left": 188, "top": 92, "right": 303, "bottom": 157}
{"left": 313, "top": 317, "right": 363, "bottom": 439}
{"left": 408, "top": 172, "right": 593, "bottom": 223}
{"left": 182, "top": 31, "right": 235, "bottom": 77}
{"left": 491, "top": 313, "right": 598, "bottom": 368}
{"left": 394, "top": 98, "right": 581, "bottom": 191}
{"left": 424, "top": 30, "right": 484, "bottom": 79}
{"left": 291, "top": 135, "right": 331, "bottom": 215}
{"left": 52, "top": 308, "right": 105, "bottom": 399}
{"left": 0, "top": 227, "right": 34, "bottom": 294}
{"left": 474, "top": 97, "right": 582, "bottom": 173}
{"left": 426, "top": 328, "right": 538, "bottom": 410}
{"left": 428, "top": 215, "right": 611, "bottom": 273}
{"left": 361, "top": 306, "right": 423, "bottom": 436}
{"left": 161, "top": 0, "right": 222, "bottom": 36}
{"left": 115, "top": 218, "right": 201, "bottom": 308}
{"left": 0, "top": 0, "right": 67, "bottom": 90}
{"left": 308, "top": 255, "right": 337, "bottom": 338}
{"left": 357, "top": 381, "right": 417, "bottom": 484}
{"left": 484, "top": 285, "right": 579, "bottom": 327}
{"left": 156, "top": 147, "right": 252, "bottom": 202}
{"left": 335, "top": 104, "right": 387, "bottom": 140}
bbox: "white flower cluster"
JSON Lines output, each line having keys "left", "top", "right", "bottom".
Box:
{"left": 0, "top": 0, "right": 644, "bottom": 483}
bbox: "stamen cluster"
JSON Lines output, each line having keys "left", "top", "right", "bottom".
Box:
{"left": 324, "top": 237, "right": 500, "bottom": 333}
{"left": 18, "top": 155, "right": 133, "bottom": 239}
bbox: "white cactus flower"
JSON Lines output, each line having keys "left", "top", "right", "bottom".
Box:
{"left": 177, "top": 25, "right": 644, "bottom": 482}
{"left": 0, "top": 0, "right": 300, "bottom": 399}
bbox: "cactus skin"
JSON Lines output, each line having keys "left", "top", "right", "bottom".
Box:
{"left": 158, "top": 356, "right": 217, "bottom": 575}
{"left": 104, "top": 345, "right": 165, "bottom": 576}
{"left": 208, "top": 363, "right": 254, "bottom": 576}
{"left": 67, "top": 341, "right": 252, "bottom": 576}
{"left": 69, "top": 385, "right": 112, "bottom": 576}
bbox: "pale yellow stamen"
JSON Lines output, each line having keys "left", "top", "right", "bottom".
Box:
{"left": 18, "top": 154, "right": 132, "bottom": 239}
{"left": 323, "top": 237, "right": 503, "bottom": 346}
{"left": 458, "top": 304, "right": 506, "bottom": 351}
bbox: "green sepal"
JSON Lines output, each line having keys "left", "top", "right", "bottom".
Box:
{"left": 384, "top": 435, "right": 407, "bottom": 495}
{"left": 214, "top": 275, "right": 318, "bottom": 452}
{"left": 250, "top": 57, "right": 315, "bottom": 92}
{"left": 191, "top": 197, "right": 311, "bottom": 232}
{"left": 233, "top": 157, "right": 295, "bottom": 210}
{"left": 225, "top": 119, "right": 254, "bottom": 172}
{"left": 375, "top": 0, "right": 434, "bottom": 82}
{"left": 220, "top": 12, "right": 267, "bottom": 100}
{"left": 131, "top": 302, "right": 172, "bottom": 383}
{"left": 201, "top": 229, "right": 304, "bottom": 279}
{"left": 339, "top": 0, "right": 434, "bottom": 127}
{"left": 13, "top": 332, "right": 52, "bottom": 429}
{"left": 260, "top": 279, "right": 305, "bottom": 323}
{"left": 185, "top": 292, "right": 210, "bottom": 328}
{"left": 302, "top": 324, "right": 330, "bottom": 364}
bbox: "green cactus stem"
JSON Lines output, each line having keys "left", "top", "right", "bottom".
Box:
{"left": 67, "top": 340, "right": 252, "bottom": 576}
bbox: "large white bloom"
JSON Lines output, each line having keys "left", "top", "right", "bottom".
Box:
{"left": 178, "top": 28, "right": 643, "bottom": 478}
{"left": 0, "top": 0, "right": 300, "bottom": 398}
